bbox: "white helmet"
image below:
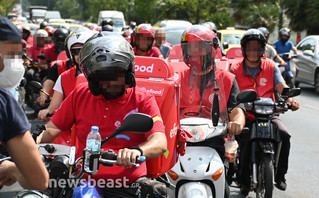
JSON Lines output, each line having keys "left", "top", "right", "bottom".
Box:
{"left": 65, "top": 27, "right": 94, "bottom": 64}
{"left": 34, "top": 29, "right": 48, "bottom": 38}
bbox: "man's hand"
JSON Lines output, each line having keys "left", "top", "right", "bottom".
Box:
{"left": 37, "top": 94, "right": 48, "bottom": 106}
{"left": 228, "top": 121, "right": 244, "bottom": 135}
{"left": 0, "top": 161, "right": 18, "bottom": 186}
{"left": 287, "top": 98, "right": 299, "bottom": 111}
{"left": 38, "top": 109, "right": 50, "bottom": 120}
{"left": 117, "top": 148, "right": 141, "bottom": 168}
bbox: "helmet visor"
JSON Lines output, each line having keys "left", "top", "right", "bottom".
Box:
{"left": 182, "top": 40, "right": 215, "bottom": 57}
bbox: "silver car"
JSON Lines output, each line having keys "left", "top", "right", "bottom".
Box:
{"left": 292, "top": 35, "right": 319, "bottom": 94}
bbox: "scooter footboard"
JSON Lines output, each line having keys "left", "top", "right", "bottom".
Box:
{"left": 177, "top": 182, "right": 213, "bottom": 198}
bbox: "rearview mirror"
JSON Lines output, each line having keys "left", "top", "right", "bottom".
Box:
{"left": 105, "top": 113, "right": 154, "bottom": 143}
{"left": 29, "top": 80, "right": 42, "bottom": 91}
{"left": 236, "top": 89, "right": 257, "bottom": 103}
{"left": 303, "top": 50, "right": 314, "bottom": 57}
{"left": 287, "top": 88, "right": 301, "bottom": 98}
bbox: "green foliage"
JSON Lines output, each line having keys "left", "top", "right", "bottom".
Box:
{"left": 283, "top": 0, "right": 319, "bottom": 34}
{"left": 0, "top": 0, "right": 19, "bottom": 16}
{"left": 232, "top": 0, "right": 279, "bottom": 32}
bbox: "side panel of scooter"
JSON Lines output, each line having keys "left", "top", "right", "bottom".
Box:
{"left": 167, "top": 146, "right": 225, "bottom": 198}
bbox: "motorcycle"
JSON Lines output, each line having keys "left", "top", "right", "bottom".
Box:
{"left": 3, "top": 113, "right": 153, "bottom": 198}
{"left": 26, "top": 80, "right": 51, "bottom": 117}
{"left": 165, "top": 90, "right": 257, "bottom": 198}
{"left": 228, "top": 88, "right": 301, "bottom": 198}
{"left": 278, "top": 53, "right": 297, "bottom": 88}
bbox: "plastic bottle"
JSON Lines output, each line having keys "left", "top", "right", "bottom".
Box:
{"left": 225, "top": 134, "right": 238, "bottom": 163}
{"left": 84, "top": 126, "right": 101, "bottom": 173}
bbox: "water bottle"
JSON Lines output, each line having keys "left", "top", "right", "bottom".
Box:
{"left": 84, "top": 126, "right": 101, "bottom": 173}
{"left": 225, "top": 134, "right": 238, "bottom": 163}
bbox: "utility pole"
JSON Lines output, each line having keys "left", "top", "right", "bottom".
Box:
{"left": 278, "top": 0, "right": 283, "bottom": 39}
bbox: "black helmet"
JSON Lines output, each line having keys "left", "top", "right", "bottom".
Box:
{"left": 258, "top": 27, "right": 269, "bottom": 40}
{"left": 279, "top": 28, "right": 290, "bottom": 43}
{"left": 53, "top": 28, "right": 69, "bottom": 45}
{"left": 101, "top": 19, "right": 113, "bottom": 27}
{"left": 79, "top": 33, "right": 135, "bottom": 99}
{"left": 40, "top": 21, "right": 48, "bottom": 29}
{"left": 240, "top": 28, "right": 266, "bottom": 58}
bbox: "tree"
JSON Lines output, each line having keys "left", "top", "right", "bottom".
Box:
{"left": 231, "top": 0, "right": 279, "bottom": 32}
{"left": 0, "top": 0, "right": 19, "bottom": 16}
{"left": 283, "top": 0, "right": 319, "bottom": 34}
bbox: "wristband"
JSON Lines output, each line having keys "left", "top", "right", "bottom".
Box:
{"left": 130, "top": 146, "right": 143, "bottom": 156}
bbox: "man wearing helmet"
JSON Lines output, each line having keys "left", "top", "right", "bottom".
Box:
{"left": 38, "top": 34, "right": 167, "bottom": 197}
{"left": 258, "top": 27, "right": 286, "bottom": 66}
{"left": 38, "top": 28, "right": 94, "bottom": 118}
{"left": 132, "top": 24, "right": 163, "bottom": 58}
{"left": 25, "top": 29, "right": 49, "bottom": 64}
{"left": 180, "top": 25, "right": 245, "bottom": 132}
{"left": 43, "top": 27, "right": 69, "bottom": 63}
{"left": 231, "top": 29, "right": 300, "bottom": 194}
{"left": 22, "top": 25, "right": 33, "bottom": 47}
{"left": 179, "top": 25, "right": 246, "bottom": 197}
{"left": 37, "top": 27, "right": 93, "bottom": 107}
{"left": 273, "top": 28, "right": 300, "bottom": 60}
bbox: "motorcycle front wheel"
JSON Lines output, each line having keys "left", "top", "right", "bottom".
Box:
{"left": 256, "top": 155, "right": 274, "bottom": 198}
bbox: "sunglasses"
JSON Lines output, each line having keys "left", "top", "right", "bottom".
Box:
{"left": 71, "top": 48, "right": 81, "bottom": 56}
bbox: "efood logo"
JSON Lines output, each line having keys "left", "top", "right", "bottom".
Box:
{"left": 135, "top": 64, "right": 154, "bottom": 73}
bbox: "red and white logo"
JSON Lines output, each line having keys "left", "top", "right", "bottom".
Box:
{"left": 260, "top": 78, "right": 267, "bottom": 86}
{"left": 135, "top": 64, "right": 154, "bottom": 73}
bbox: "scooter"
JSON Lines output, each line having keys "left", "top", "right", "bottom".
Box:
{"left": 278, "top": 53, "right": 297, "bottom": 88}
{"left": 229, "top": 88, "right": 301, "bottom": 198}
{"left": 166, "top": 90, "right": 257, "bottom": 198}
{"left": 3, "top": 113, "right": 153, "bottom": 198}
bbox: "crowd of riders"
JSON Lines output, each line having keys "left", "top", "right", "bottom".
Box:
{"left": 1, "top": 12, "right": 301, "bottom": 197}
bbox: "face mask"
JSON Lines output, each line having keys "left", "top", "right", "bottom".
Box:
{"left": 0, "top": 57, "right": 25, "bottom": 89}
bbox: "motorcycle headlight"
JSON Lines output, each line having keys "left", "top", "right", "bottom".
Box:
{"left": 183, "top": 125, "right": 207, "bottom": 143}
{"left": 254, "top": 105, "right": 274, "bottom": 114}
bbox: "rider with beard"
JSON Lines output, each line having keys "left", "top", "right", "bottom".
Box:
{"left": 0, "top": 14, "right": 49, "bottom": 190}
{"left": 231, "top": 29, "right": 300, "bottom": 195}
{"left": 43, "top": 27, "right": 69, "bottom": 64}
{"left": 132, "top": 24, "right": 163, "bottom": 58}
{"left": 37, "top": 34, "right": 167, "bottom": 197}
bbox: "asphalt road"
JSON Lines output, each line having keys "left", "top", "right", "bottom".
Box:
{"left": 1, "top": 83, "right": 318, "bottom": 198}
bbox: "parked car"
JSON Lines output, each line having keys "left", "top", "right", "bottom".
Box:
{"left": 291, "top": 35, "right": 319, "bottom": 94}
{"left": 163, "top": 26, "right": 189, "bottom": 46}
{"left": 159, "top": 20, "right": 192, "bottom": 28}
{"left": 217, "top": 28, "right": 246, "bottom": 53}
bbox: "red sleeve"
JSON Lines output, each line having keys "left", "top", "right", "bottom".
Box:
{"left": 50, "top": 88, "right": 76, "bottom": 131}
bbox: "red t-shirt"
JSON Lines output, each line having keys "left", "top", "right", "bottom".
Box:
{"left": 133, "top": 47, "right": 163, "bottom": 58}
{"left": 44, "top": 45, "right": 57, "bottom": 62}
{"left": 51, "top": 83, "right": 164, "bottom": 183}
{"left": 26, "top": 45, "right": 47, "bottom": 62}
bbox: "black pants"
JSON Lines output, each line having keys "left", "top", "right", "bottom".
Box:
{"left": 102, "top": 177, "right": 166, "bottom": 198}
{"left": 238, "top": 114, "right": 291, "bottom": 189}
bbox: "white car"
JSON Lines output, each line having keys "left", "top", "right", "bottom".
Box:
{"left": 291, "top": 35, "right": 319, "bottom": 94}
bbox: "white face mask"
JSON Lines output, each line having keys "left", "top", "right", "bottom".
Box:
{"left": 0, "top": 57, "right": 25, "bottom": 89}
